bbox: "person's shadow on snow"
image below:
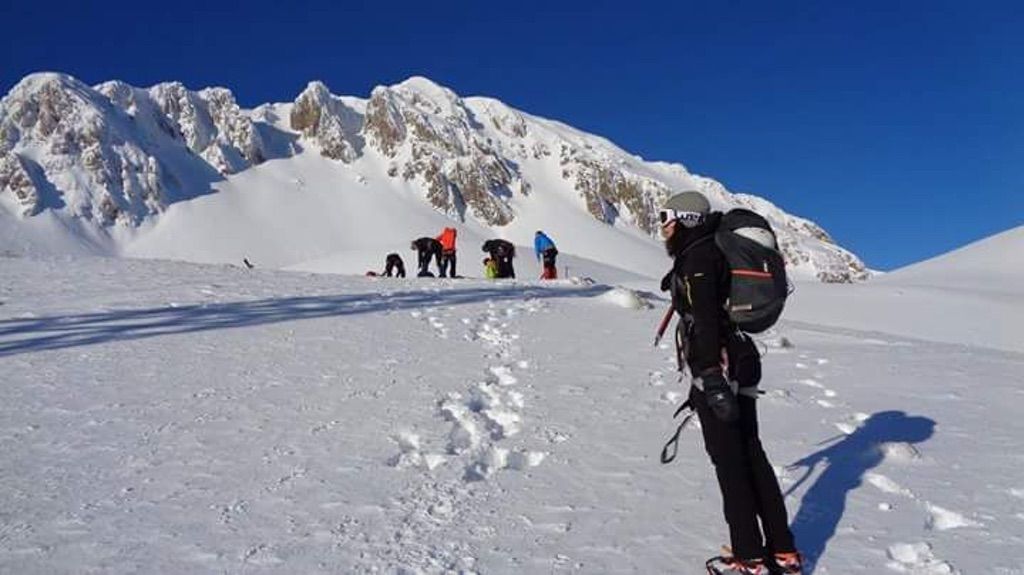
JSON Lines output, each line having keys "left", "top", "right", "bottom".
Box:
{"left": 786, "top": 410, "right": 935, "bottom": 574}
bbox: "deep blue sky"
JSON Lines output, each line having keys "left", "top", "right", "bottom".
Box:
{"left": 3, "top": 0, "right": 1021, "bottom": 269}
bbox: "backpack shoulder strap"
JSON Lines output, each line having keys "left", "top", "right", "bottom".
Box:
{"left": 675, "top": 234, "right": 714, "bottom": 259}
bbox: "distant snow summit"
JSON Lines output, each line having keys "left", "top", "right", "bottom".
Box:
{"left": 0, "top": 72, "right": 867, "bottom": 282}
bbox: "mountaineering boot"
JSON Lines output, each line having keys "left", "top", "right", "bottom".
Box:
{"left": 771, "top": 551, "right": 803, "bottom": 575}
{"left": 706, "top": 555, "right": 769, "bottom": 575}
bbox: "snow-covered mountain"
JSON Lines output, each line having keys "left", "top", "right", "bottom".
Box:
{"left": 0, "top": 72, "right": 867, "bottom": 281}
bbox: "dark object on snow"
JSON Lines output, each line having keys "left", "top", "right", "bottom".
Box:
{"left": 243, "top": 258, "right": 254, "bottom": 269}
{"left": 417, "top": 270, "right": 435, "bottom": 278}
{"left": 384, "top": 253, "right": 406, "bottom": 277}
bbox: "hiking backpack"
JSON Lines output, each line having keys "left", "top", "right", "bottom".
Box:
{"left": 714, "top": 209, "right": 790, "bottom": 333}
{"left": 438, "top": 227, "right": 457, "bottom": 252}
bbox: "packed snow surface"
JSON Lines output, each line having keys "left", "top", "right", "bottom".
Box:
{"left": 0, "top": 225, "right": 1021, "bottom": 574}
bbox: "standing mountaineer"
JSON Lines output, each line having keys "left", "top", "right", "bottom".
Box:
{"left": 437, "top": 227, "right": 458, "bottom": 278}
{"left": 534, "top": 231, "right": 558, "bottom": 279}
{"left": 482, "top": 238, "right": 516, "bottom": 278}
{"left": 410, "top": 237, "right": 443, "bottom": 277}
{"left": 659, "top": 190, "right": 802, "bottom": 575}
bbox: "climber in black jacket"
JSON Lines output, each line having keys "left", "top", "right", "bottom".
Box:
{"left": 660, "top": 190, "right": 802, "bottom": 575}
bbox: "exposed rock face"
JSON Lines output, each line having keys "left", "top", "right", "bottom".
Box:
{"left": 1, "top": 72, "right": 870, "bottom": 282}
{"left": 199, "top": 87, "right": 266, "bottom": 167}
{"left": 362, "top": 78, "right": 518, "bottom": 224}
{"left": 0, "top": 74, "right": 270, "bottom": 225}
{"left": 1, "top": 73, "right": 169, "bottom": 224}
{"left": 100, "top": 80, "right": 267, "bottom": 175}
{"left": 361, "top": 87, "right": 405, "bottom": 158}
{"left": 0, "top": 153, "right": 40, "bottom": 216}
{"left": 561, "top": 150, "right": 670, "bottom": 235}
{"left": 289, "top": 81, "right": 361, "bottom": 162}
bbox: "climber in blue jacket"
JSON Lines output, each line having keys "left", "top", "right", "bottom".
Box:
{"left": 534, "top": 231, "right": 558, "bottom": 279}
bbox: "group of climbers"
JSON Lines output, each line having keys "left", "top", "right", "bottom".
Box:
{"left": 341, "top": 190, "right": 809, "bottom": 573}
{"left": 409, "top": 227, "right": 459, "bottom": 277}
{"left": 352, "top": 190, "right": 807, "bottom": 574}
{"left": 374, "top": 228, "right": 559, "bottom": 280}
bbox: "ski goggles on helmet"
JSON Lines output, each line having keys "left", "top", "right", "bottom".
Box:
{"left": 658, "top": 209, "right": 705, "bottom": 228}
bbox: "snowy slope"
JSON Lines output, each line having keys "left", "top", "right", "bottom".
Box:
{"left": 787, "top": 225, "right": 1023, "bottom": 353}
{"left": 0, "top": 226, "right": 1020, "bottom": 574}
{"left": 877, "top": 226, "right": 1024, "bottom": 295}
{"left": 1, "top": 73, "right": 866, "bottom": 282}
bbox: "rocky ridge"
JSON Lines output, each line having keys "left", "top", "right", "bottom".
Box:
{"left": 0, "top": 72, "right": 868, "bottom": 281}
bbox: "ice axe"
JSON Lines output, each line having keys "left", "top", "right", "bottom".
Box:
{"left": 653, "top": 304, "right": 675, "bottom": 347}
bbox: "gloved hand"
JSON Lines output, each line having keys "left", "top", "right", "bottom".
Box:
{"left": 660, "top": 270, "right": 674, "bottom": 292}
{"left": 701, "top": 370, "right": 739, "bottom": 423}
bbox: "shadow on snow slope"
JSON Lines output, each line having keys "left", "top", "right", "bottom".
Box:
{"left": 0, "top": 284, "right": 609, "bottom": 357}
{"left": 786, "top": 410, "right": 936, "bottom": 573}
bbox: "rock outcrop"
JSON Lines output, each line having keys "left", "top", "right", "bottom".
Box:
{"left": 0, "top": 72, "right": 870, "bottom": 281}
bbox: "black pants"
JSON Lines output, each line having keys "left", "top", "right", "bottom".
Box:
{"left": 542, "top": 248, "right": 557, "bottom": 267}
{"left": 384, "top": 260, "right": 405, "bottom": 277}
{"left": 417, "top": 250, "right": 440, "bottom": 275}
{"left": 490, "top": 253, "right": 515, "bottom": 278}
{"left": 500, "top": 256, "right": 515, "bottom": 278}
{"left": 690, "top": 386, "right": 795, "bottom": 560}
{"left": 541, "top": 248, "right": 558, "bottom": 278}
{"left": 439, "top": 251, "right": 457, "bottom": 278}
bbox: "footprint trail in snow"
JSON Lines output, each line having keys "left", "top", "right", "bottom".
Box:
{"left": 370, "top": 294, "right": 550, "bottom": 572}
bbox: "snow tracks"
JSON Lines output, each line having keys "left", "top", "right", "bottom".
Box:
{"left": 756, "top": 326, "right": 996, "bottom": 574}
{"left": 400, "top": 298, "right": 547, "bottom": 481}
{"left": 351, "top": 286, "right": 552, "bottom": 573}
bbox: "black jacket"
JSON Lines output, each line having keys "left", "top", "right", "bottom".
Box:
{"left": 412, "top": 237, "right": 442, "bottom": 254}
{"left": 665, "top": 212, "right": 731, "bottom": 376}
{"left": 482, "top": 239, "right": 515, "bottom": 258}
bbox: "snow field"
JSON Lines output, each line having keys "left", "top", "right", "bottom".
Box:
{"left": 0, "top": 245, "right": 1022, "bottom": 573}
